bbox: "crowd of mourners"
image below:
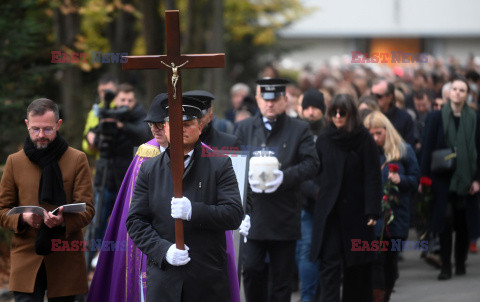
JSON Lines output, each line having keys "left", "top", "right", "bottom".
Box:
{"left": 225, "top": 55, "right": 480, "bottom": 302}
{"left": 2, "top": 54, "right": 480, "bottom": 302}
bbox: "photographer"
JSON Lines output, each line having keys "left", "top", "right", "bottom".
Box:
{"left": 83, "top": 74, "right": 118, "bottom": 157}
{"left": 90, "top": 83, "right": 151, "bottom": 251}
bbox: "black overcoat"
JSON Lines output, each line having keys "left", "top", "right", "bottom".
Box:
{"left": 126, "top": 142, "right": 244, "bottom": 302}
{"left": 310, "top": 126, "right": 382, "bottom": 267}
{"left": 201, "top": 122, "right": 241, "bottom": 150}
{"left": 234, "top": 112, "right": 319, "bottom": 240}
{"left": 420, "top": 110, "right": 480, "bottom": 234}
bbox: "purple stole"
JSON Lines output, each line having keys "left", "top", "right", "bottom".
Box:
{"left": 87, "top": 139, "right": 240, "bottom": 302}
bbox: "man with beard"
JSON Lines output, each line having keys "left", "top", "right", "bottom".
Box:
{"left": 0, "top": 98, "right": 95, "bottom": 301}
{"left": 296, "top": 89, "right": 326, "bottom": 302}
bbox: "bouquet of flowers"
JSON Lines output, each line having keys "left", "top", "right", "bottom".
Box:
{"left": 417, "top": 176, "right": 433, "bottom": 240}
{"left": 380, "top": 164, "right": 400, "bottom": 242}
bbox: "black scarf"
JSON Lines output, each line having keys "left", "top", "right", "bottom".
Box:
{"left": 325, "top": 123, "right": 368, "bottom": 152}
{"left": 24, "top": 134, "right": 68, "bottom": 255}
{"left": 24, "top": 134, "right": 69, "bottom": 205}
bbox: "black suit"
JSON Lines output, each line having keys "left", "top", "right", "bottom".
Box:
{"left": 126, "top": 142, "right": 244, "bottom": 302}
{"left": 235, "top": 112, "right": 319, "bottom": 302}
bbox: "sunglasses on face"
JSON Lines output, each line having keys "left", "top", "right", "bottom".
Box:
{"left": 372, "top": 93, "right": 386, "bottom": 99}
{"left": 331, "top": 109, "right": 347, "bottom": 118}
{"left": 147, "top": 122, "right": 164, "bottom": 130}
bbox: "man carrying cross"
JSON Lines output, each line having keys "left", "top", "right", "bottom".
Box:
{"left": 126, "top": 94, "right": 243, "bottom": 301}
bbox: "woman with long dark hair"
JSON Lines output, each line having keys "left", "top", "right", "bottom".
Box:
{"left": 420, "top": 76, "right": 480, "bottom": 280}
{"left": 311, "top": 94, "right": 382, "bottom": 301}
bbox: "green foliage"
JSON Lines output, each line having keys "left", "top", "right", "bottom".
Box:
{"left": 224, "top": 0, "right": 307, "bottom": 85}
{"left": 0, "top": 0, "right": 58, "bottom": 162}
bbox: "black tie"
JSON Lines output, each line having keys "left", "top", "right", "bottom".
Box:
{"left": 265, "top": 120, "right": 275, "bottom": 131}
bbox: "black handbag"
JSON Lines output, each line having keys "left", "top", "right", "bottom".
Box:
{"left": 430, "top": 148, "right": 456, "bottom": 173}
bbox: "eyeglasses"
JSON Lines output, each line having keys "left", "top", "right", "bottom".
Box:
{"left": 332, "top": 109, "right": 347, "bottom": 118}
{"left": 28, "top": 127, "right": 55, "bottom": 135}
{"left": 147, "top": 122, "right": 164, "bottom": 130}
{"left": 372, "top": 93, "right": 386, "bottom": 99}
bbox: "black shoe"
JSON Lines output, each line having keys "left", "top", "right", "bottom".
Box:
{"left": 438, "top": 267, "right": 452, "bottom": 280}
{"left": 455, "top": 264, "right": 466, "bottom": 276}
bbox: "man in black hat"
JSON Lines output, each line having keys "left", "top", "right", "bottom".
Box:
{"left": 301, "top": 89, "right": 326, "bottom": 140}
{"left": 235, "top": 78, "right": 319, "bottom": 302}
{"left": 183, "top": 90, "right": 240, "bottom": 153}
{"left": 126, "top": 95, "right": 243, "bottom": 302}
{"left": 296, "top": 89, "right": 326, "bottom": 302}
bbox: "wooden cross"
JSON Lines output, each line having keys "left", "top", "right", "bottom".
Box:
{"left": 122, "top": 10, "right": 225, "bottom": 250}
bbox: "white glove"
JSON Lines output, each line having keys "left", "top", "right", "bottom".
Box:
{"left": 264, "top": 169, "right": 283, "bottom": 193}
{"left": 165, "top": 244, "right": 191, "bottom": 266}
{"left": 248, "top": 172, "right": 263, "bottom": 193}
{"left": 239, "top": 215, "right": 251, "bottom": 237}
{"left": 171, "top": 196, "right": 192, "bottom": 221}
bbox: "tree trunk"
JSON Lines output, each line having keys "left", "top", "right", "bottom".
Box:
{"left": 53, "top": 0, "right": 83, "bottom": 146}
{"left": 139, "top": 0, "right": 165, "bottom": 105}
{"left": 106, "top": 0, "right": 138, "bottom": 83}
{"left": 207, "top": 0, "right": 227, "bottom": 114}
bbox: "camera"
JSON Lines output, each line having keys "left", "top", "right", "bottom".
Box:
{"left": 94, "top": 90, "right": 130, "bottom": 157}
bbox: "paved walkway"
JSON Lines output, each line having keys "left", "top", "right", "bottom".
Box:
{"left": 289, "top": 238, "right": 480, "bottom": 302}
{"left": 1, "top": 234, "right": 478, "bottom": 302}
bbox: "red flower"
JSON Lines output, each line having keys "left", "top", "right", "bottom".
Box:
{"left": 388, "top": 164, "right": 400, "bottom": 172}
{"left": 420, "top": 176, "right": 432, "bottom": 187}
{"left": 382, "top": 195, "right": 389, "bottom": 202}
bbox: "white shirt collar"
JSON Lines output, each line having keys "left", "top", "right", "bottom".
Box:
{"left": 184, "top": 149, "right": 194, "bottom": 168}
{"left": 262, "top": 116, "right": 276, "bottom": 130}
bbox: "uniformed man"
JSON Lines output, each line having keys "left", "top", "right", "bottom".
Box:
{"left": 126, "top": 95, "right": 244, "bottom": 301}
{"left": 235, "top": 78, "right": 319, "bottom": 302}
{"left": 183, "top": 90, "right": 240, "bottom": 151}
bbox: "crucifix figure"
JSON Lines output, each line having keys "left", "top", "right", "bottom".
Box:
{"left": 122, "top": 10, "right": 225, "bottom": 249}
{"left": 160, "top": 60, "right": 189, "bottom": 99}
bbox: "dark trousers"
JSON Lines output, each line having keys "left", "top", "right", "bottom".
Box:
{"left": 439, "top": 193, "right": 469, "bottom": 269}
{"left": 316, "top": 216, "right": 373, "bottom": 302}
{"left": 243, "top": 239, "right": 296, "bottom": 302}
{"left": 372, "top": 237, "right": 401, "bottom": 290}
{"left": 14, "top": 262, "right": 75, "bottom": 302}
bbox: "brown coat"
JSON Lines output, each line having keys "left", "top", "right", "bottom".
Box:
{"left": 0, "top": 147, "right": 94, "bottom": 297}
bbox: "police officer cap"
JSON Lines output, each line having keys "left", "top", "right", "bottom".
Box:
{"left": 183, "top": 90, "right": 215, "bottom": 113}
{"left": 161, "top": 95, "right": 205, "bottom": 121}
{"left": 256, "top": 78, "right": 290, "bottom": 100}
{"left": 144, "top": 93, "right": 167, "bottom": 123}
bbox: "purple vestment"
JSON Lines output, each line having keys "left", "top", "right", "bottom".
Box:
{"left": 87, "top": 139, "right": 240, "bottom": 302}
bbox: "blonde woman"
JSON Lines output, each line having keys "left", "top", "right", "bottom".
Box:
{"left": 364, "top": 111, "right": 420, "bottom": 302}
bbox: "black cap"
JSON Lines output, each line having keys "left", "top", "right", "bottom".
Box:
{"left": 183, "top": 90, "right": 215, "bottom": 112}
{"left": 302, "top": 89, "right": 326, "bottom": 114}
{"left": 161, "top": 95, "right": 205, "bottom": 121}
{"left": 144, "top": 93, "right": 168, "bottom": 123}
{"left": 256, "top": 78, "right": 289, "bottom": 100}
